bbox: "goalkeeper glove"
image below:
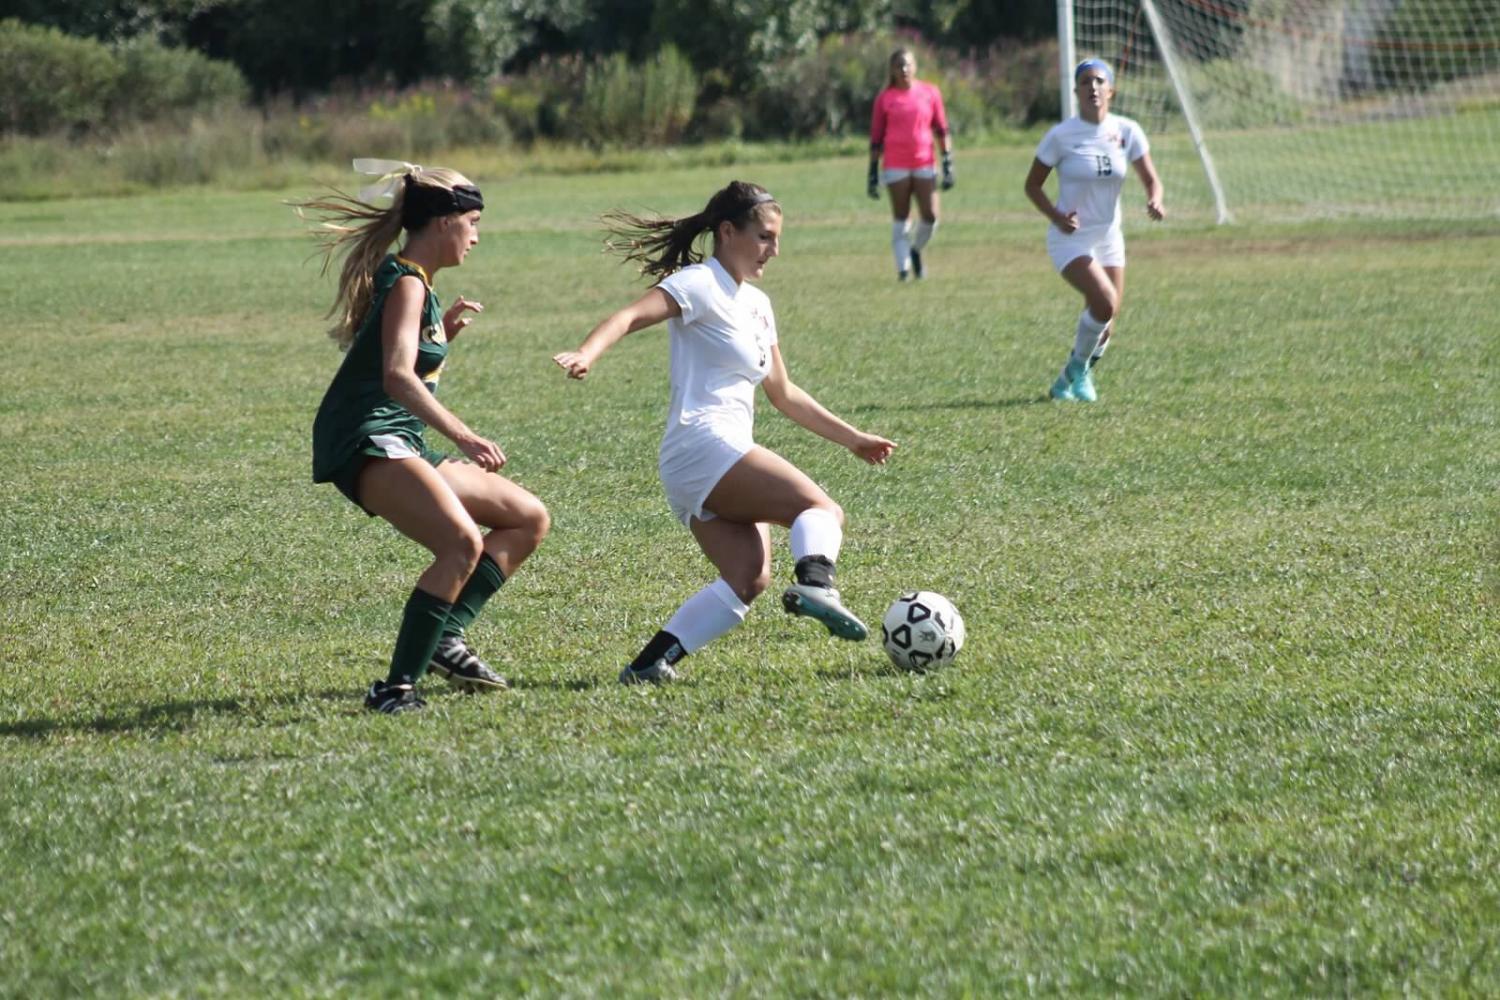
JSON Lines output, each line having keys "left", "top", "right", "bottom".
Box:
{"left": 867, "top": 161, "right": 880, "bottom": 199}
{"left": 941, "top": 151, "right": 955, "bottom": 190}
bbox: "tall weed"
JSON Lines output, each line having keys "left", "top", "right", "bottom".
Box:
{"left": 579, "top": 47, "right": 698, "bottom": 146}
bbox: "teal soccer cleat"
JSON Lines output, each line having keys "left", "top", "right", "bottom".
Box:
{"left": 1050, "top": 357, "right": 1088, "bottom": 401}
{"left": 1070, "top": 363, "right": 1097, "bottom": 402}
{"left": 781, "top": 583, "right": 869, "bottom": 641}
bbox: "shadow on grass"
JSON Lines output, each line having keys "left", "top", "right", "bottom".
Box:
{"left": 0, "top": 688, "right": 353, "bottom": 740}
{"left": 508, "top": 675, "right": 603, "bottom": 692}
{"left": 812, "top": 662, "right": 905, "bottom": 682}
{"left": 847, "top": 394, "right": 1047, "bottom": 414}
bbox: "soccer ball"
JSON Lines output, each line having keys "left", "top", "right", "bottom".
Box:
{"left": 881, "top": 591, "right": 965, "bottom": 672}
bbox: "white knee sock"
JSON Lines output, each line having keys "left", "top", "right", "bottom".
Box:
{"left": 891, "top": 220, "right": 912, "bottom": 273}
{"left": 1071, "top": 309, "right": 1111, "bottom": 363}
{"left": 790, "top": 507, "right": 842, "bottom": 565}
{"left": 912, "top": 219, "right": 936, "bottom": 251}
{"left": 663, "top": 578, "right": 749, "bottom": 654}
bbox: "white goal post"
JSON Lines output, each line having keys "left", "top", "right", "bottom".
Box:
{"left": 1060, "top": 0, "right": 1500, "bottom": 223}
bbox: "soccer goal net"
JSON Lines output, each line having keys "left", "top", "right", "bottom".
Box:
{"left": 1065, "top": 0, "right": 1500, "bottom": 222}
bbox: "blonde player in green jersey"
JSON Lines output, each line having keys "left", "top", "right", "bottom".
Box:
{"left": 303, "top": 160, "right": 550, "bottom": 714}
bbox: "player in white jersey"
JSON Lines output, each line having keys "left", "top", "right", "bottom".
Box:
{"left": 1025, "top": 59, "right": 1165, "bottom": 402}
{"left": 554, "top": 181, "right": 897, "bottom": 685}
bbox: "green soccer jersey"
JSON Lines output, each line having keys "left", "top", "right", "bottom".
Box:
{"left": 312, "top": 255, "right": 448, "bottom": 483}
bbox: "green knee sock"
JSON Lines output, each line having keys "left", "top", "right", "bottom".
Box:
{"left": 443, "top": 553, "right": 506, "bottom": 640}
{"left": 387, "top": 587, "right": 454, "bottom": 686}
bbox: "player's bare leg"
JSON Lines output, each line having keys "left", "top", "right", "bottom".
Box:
{"left": 705, "top": 448, "right": 868, "bottom": 641}
{"left": 886, "top": 177, "right": 915, "bottom": 280}
{"left": 1052, "top": 256, "right": 1119, "bottom": 402}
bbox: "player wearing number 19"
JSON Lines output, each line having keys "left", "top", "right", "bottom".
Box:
{"left": 1024, "top": 59, "right": 1165, "bottom": 403}
{"left": 303, "top": 161, "right": 550, "bottom": 714}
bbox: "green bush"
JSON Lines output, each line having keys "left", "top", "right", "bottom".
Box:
{"left": 0, "top": 19, "right": 249, "bottom": 137}
{"left": 0, "top": 19, "right": 120, "bottom": 134}
{"left": 746, "top": 32, "right": 888, "bottom": 139}
{"left": 743, "top": 32, "right": 1059, "bottom": 142}
{"left": 111, "top": 38, "right": 249, "bottom": 124}
{"left": 490, "top": 55, "right": 588, "bottom": 143}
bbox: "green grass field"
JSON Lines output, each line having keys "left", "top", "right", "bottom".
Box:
{"left": 2, "top": 144, "right": 1498, "bottom": 996}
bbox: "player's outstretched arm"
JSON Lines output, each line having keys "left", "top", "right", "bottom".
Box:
{"left": 553, "top": 287, "right": 679, "bottom": 379}
{"left": 761, "top": 344, "right": 895, "bottom": 465}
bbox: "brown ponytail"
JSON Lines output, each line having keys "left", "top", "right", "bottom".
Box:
{"left": 602, "top": 180, "right": 780, "bottom": 281}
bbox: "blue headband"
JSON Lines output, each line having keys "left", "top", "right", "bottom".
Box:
{"left": 1075, "top": 58, "right": 1115, "bottom": 84}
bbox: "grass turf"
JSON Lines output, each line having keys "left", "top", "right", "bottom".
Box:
{"left": 1, "top": 143, "right": 1497, "bottom": 995}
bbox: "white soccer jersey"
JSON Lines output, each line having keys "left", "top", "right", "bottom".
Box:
{"left": 655, "top": 256, "right": 777, "bottom": 486}
{"left": 1035, "top": 113, "right": 1150, "bottom": 232}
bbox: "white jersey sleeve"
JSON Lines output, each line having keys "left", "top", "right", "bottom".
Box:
{"left": 1034, "top": 123, "right": 1066, "bottom": 168}
{"left": 657, "top": 265, "right": 714, "bottom": 326}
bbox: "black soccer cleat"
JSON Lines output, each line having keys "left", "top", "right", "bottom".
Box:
{"left": 364, "top": 680, "right": 426, "bottom": 714}
{"left": 910, "top": 247, "right": 924, "bottom": 280}
{"left": 428, "top": 637, "right": 509, "bottom": 691}
{"left": 618, "top": 659, "right": 679, "bottom": 686}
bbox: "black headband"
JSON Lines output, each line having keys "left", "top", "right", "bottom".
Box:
{"left": 401, "top": 177, "right": 485, "bottom": 229}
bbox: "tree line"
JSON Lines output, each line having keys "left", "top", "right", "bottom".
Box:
{"left": 5, "top": 0, "right": 1058, "bottom": 98}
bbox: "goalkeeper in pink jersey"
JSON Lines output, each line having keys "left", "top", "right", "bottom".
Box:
{"left": 867, "top": 48, "right": 954, "bottom": 281}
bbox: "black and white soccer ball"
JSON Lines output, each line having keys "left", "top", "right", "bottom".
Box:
{"left": 881, "top": 591, "right": 965, "bottom": 672}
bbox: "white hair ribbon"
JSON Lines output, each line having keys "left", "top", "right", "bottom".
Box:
{"left": 352, "top": 158, "right": 421, "bottom": 205}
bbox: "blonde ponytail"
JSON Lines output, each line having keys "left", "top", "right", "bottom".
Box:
{"left": 293, "top": 165, "right": 478, "bottom": 350}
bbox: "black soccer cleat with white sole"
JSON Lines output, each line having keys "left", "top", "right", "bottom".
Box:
{"left": 365, "top": 680, "right": 426, "bottom": 714}
{"left": 781, "top": 583, "right": 869, "bottom": 641}
{"left": 428, "top": 636, "right": 510, "bottom": 691}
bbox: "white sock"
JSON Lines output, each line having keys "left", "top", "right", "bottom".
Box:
{"left": 1071, "top": 309, "right": 1110, "bottom": 363}
{"left": 790, "top": 507, "right": 842, "bottom": 564}
{"left": 663, "top": 578, "right": 749, "bottom": 654}
{"left": 912, "top": 219, "right": 936, "bottom": 251}
{"left": 891, "top": 220, "right": 911, "bottom": 273}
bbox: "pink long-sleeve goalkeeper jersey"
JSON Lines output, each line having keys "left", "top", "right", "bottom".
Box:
{"left": 869, "top": 82, "right": 949, "bottom": 170}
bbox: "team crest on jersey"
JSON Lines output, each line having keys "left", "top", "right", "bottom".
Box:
{"left": 748, "top": 305, "right": 771, "bottom": 368}
{"left": 421, "top": 322, "right": 448, "bottom": 346}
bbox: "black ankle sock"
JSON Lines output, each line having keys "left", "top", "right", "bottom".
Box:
{"left": 628, "top": 630, "right": 686, "bottom": 672}
{"left": 794, "top": 555, "right": 835, "bottom": 589}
